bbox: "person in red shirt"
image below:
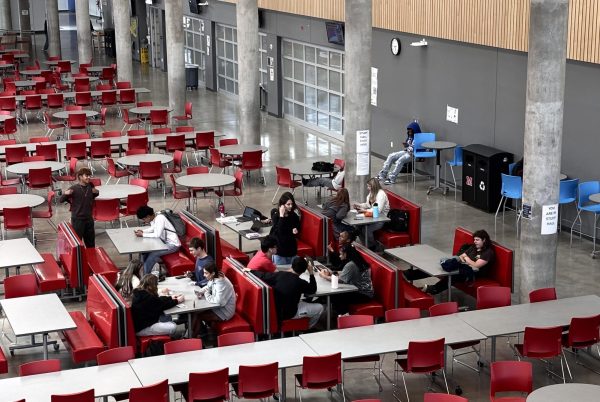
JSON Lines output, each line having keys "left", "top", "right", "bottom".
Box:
{"left": 247, "top": 236, "right": 278, "bottom": 272}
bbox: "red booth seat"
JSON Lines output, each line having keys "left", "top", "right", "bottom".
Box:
{"left": 296, "top": 205, "right": 326, "bottom": 258}
{"left": 374, "top": 189, "right": 421, "bottom": 248}
{"left": 161, "top": 251, "right": 195, "bottom": 276}
{"left": 0, "top": 347, "right": 7, "bottom": 374}
{"left": 86, "top": 247, "right": 120, "bottom": 285}
{"left": 60, "top": 311, "right": 105, "bottom": 364}
{"left": 33, "top": 253, "right": 67, "bottom": 292}
{"left": 220, "top": 260, "right": 263, "bottom": 335}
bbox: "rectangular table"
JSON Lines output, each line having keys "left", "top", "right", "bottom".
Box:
{"left": 0, "top": 362, "right": 141, "bottom": 402}
{"left": 222, "top": 215, "right": 271, "bottom": 250}
{"left": 129, "top": 337, "right": 316, "bottom": 400}
{"left": 0, "top": 293, "right": 76, "bottom": 359}
{"left": 106, "top": 227, "right": 169, "bottom": 260}
{"left": 458, "top": 295, "right": 600, "bottom": 361}
{"left": 342, "top": 212, "right": 390, "bottom": 248}
{"left": 385, "top": 244, "right": 458, "bottom": 301}
{"left": 0, "top": 238, "right": 44, "bottom": 283}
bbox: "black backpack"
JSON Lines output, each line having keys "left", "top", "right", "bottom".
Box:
{"left": 312, "top": 161, "right": 335, "bottom": 172}
{"left": 385, "top": 209, "right": 409, "bottom": 233}
{"left": 160, "top": 209, "right": 186, "bottom": 237}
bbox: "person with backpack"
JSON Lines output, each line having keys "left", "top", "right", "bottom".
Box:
{"left": 135, "top": 206, "right": 181, "bottom": 275}
{"left": 377, "top": 121, "right": 421, "bottom": 185}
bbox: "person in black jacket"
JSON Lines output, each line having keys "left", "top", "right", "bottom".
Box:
{"left": 270, "top": 192, "right": 301, "bottom": 265}
{"left": 131, "top": 274, "right": 185, "bottom": 336}
{"left": 59, "top": 167, "right": 99, "bottom": 247}
{"left": 252, "top": 257, "right": 324, "bottom": 328}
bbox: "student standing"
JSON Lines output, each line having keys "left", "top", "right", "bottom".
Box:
{"left": 59, "top": 167, "right": 99, "bottom": 247}
{"left": 270, "top": 192, "right": 301, "bottom": 265}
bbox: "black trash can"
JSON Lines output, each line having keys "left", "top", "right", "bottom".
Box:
{"left": 104, "top": 28, "right": 115, "bottom": 58}
{"left": 185, "top": 64, "right": 199, "bottom": 90}
{"left": 462, "top": 144, "right": 513, "bottom": 213}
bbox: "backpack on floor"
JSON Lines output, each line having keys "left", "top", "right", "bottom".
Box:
{"left": 385, "top": 209, "right": 409, "bottom": 233}
{"left": 160, "top": 209, "right": 186, "bottom": 237}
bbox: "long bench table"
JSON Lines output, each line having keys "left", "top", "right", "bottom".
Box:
{"left": 0, "top": 87, "right": 151, "bottom": 103}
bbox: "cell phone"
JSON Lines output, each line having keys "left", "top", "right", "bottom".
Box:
{"left": 175, "top": 275, "right": 186, "bottom": 279}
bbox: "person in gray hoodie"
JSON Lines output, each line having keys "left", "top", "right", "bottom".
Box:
{"left": 377, "top": 121, "right": 422, "bottom": 185}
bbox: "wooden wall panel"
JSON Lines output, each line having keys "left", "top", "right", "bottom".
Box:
{"left": 222, "top": 0, "right": 600, "bottom": 64}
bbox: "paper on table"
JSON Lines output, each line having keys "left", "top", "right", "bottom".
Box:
{"left": 216, "top": 216, "right": 238, "bottom": 224}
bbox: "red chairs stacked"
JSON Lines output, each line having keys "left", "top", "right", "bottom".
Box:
{"left": 295, "top": 353, "right": 344, "bottom": 401}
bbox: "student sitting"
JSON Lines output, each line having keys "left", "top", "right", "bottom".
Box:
{"left": 135, "top": 206, "right": 182, "bottom": 275}
{"left": 302, "top": 170, "right": 345, "bottom": 191}
{"left": 353, "top": 177, "right": 390, "bottom": 250}
{"left": 320, "top": 188, "right": 353, "bottom": 240}
{"left": 377, "top": 121, "right": 421, "bottom": 184}
{"left": 115, "top": 259, "right": 142, "bottom": 301}
{"left": 187, "top": 237, "right": 214, "bottom": 286}
{"left": 327, "top": 230, "right": 357, "bottom": 271}
{"left": 247, "top": 235, "right": 278, "bottom": 272}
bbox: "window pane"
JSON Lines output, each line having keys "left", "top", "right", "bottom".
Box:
{"left": 283, "top": 59, "right": 293, "bottom": 78}
{"left": 218, "top": 40, "right": 225, "bottom": 57}
{"left": 305, "top": 46, "right": 315, "bottom": 63}
{"left": 305, "top": 87, "right": 316, "bottom": 107}
{"left": 317, "top": 50, "right": 328, "bottom": 66}
{"left": 233, "top": 29, "right": 237, "bottom": 42}
{"left": 330, "top": 93, "right": 341, "bottom": 114}
{"left": 218, "top": 59, "right": 225, "bottom": 75}
{"left": 317, "top": 89, "right": 328, "bottom": 111}
{"left": 233, "top": 45, "right": 237, "bottom": 61}
{"left": 294, "top": 83, "right": 304, "bottom": 103}
{"left": 294, "top": 104, "right": 305, "bottom": 120}
{"left": 234, "top": 63, "right": 238, "bottom": 80}
{"left": 226, "top": 61, "right": 234, "bottom": 78}
{"left": 226, "top": 42, "right": 233, "bottom": 60}
{"left": 306, "top": 108, "right": 317, "bottom": 124}
{"left": 294, "top": 61, "right": 304, "bottom": 81}
{"left": 226, "top": 78, "right": 234, "bottom": 93}
{"left": 330, "top": 52, "right": 342, "bottom": 68}
{"left": 186, "top": 32, "right": 193, "bottom": 46}
{"left": 284, "top": 100, "right": 293, "bottom": 115}
{"left": 218, "top": 76, "right": 226, "bottom": 89}
{"left": 283, "top": 41, "right": 293, "bottom": 57}
{"left": 305, "top": 64, "right": 315, "bottom": 85}
{"left": 317, "top": 67, "right": 327, "bottom": 88}
{"left": 225, "top": 27, "right": 232, "bottom": 41}
{"left": 329, "top": 70, "right": 341, "bottom": 92}
{"left": 318, "top": 112, "right": 329, "bottom": 129}
{"left": 330, "top": 116, "right": 342, "bottom": 133}
{"left": 293, "top": 43, "right": 304, "bottom": 60}
{"left": 216, "top": 25, "right": 224, "bottom": 39}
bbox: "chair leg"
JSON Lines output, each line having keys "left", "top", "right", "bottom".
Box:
{"left": 271, "top": 186, "right": 281, "bottom": 204}
{"left": 495, "top": 196, "right": 505, "bottom": 233}
{"left": 570, "top": 210, "right": 582, "bottom": 247}
{"left": 401, "top": 371, "right": 410, "bottom": 402}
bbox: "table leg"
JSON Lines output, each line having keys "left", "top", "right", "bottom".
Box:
{"left": 238, "top": 233, "right": 243, "bottom": 251}
{"left": 448, "top": 275, "right": 452, "bottom": 302}
{"left": 43, "top": 333, "right": 48, "bottom": 360}
{"left": 364, "top": 226, "right": 369, "bottom": 248}
{"left": 187, "top": 313, "right": 193, "bottom": 339}
{"left": 326, "top": 296, "right": 331, "bottom": 330}
{"left": 427, "top": 151, "right": 447, "bottom": 195}
{"left": 281, "top": 367, "right": 287, "bottom": 401}
{"left": 491, "top": 336, "right": 497, "bottom": 362}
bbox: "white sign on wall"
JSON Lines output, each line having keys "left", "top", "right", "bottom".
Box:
{"left": 541, "top": 204, "right": 558, "bottom": 235}
{"left": 371, "top": 67, "right": 378, "bottom": 106}
{"left": 356, "top": 153, "right": 370, "bottom": 176}
{"left": 446, "top": 105, "right": 459, "bottom": 124}
{"left": 356, "top": 130, "right": 370, "bottom": 154}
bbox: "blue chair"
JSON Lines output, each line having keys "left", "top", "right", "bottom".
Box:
{"left": 412, "top": 132, "right": 437, "bottom": 186}
{"left": 558, "top": 178, "right": 578, "bottom": 232}
{"left": 508, "top": 162, "right": 517, "bottom": 175}
{"left": 444, "top": 145, "right": 463, "bottom": 198}
{"left": 570, "top": 181, "right": 600, "bottom": 258}
{"left": 495, "top": 173, "right": 523, "bottom": 233}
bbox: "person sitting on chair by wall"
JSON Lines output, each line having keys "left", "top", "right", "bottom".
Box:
{"left": 377, "top": 121, "right": 422, "bottom": 185}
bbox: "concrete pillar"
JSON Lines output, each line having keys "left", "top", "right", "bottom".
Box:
{"left": 113, "top": 0, "right": 133, "bottom": 82}
{"left": 518, "top": 0, "right": 569, "bottom": 302}
{"left": 46, "top": 0, "right": 61, "bottom": 58}
{"left": 343, "top": 0, "right": 372, "bottom": 202}
{"left": 75, "top": 0, "right": 92, "bottom": 63}
{"left": 0, "top": 0, "right": 12, "bottom": 31}
{"left": 236, "top": 0, "right": 261, "bottom": 144}
{"left": 164, "top": 0, "right": 185, "bottom": 114}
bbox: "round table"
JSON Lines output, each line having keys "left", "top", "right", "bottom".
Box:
{"left": 52, "top": 110, "right": 99, "bottom": 120}
{"left": 421, "top": 140, "right": 457, "bottom": 196}
{"left": 43, "top": 60, "right": 76, "bottom": 66}
{"left": 116, "top": 153, "right": 173, "bottom": 167}
{"left": 19, "top": 69, "right": 49, "bottom": 76}
{"left": 0, "top": 115, "right": 15, "bottom": 123}
{"left": 285, "top": 160, "right": 340, "bottom": 204}
{"left": 129, "top": 106, "right": 173, "bottom": 116}
{"left": 0, "top": 194, "right": 45, "bottom": 211}
{"left": 217, "top": 144, "right": 269, "bottom": 156}
{"left": 589, "top": 193, "right": 600, "bottom": 203}
{"left": 14, "top": 80, "right": 36, "bottom": 88}
{"left": 176, "top": 173, "right": 236, "bottom": 211}
{"left": 527, "top": 383, "right": 600, "bottom": 402}
{"left": 6, "top": 161, "right": 66, "bottom": 175}
{"left": 96, "top": 184, "right": 146, "bottom": 200}
{"left": 86, "top": 66, "right": 111, "bottom": 74}
{"left": 63, "top": 76, "right": 99, "bottom": 84}
{"left": 13, "top": 54, "right": 28, "bottom": 59}
{"left": 0, "top": 63, "right": 14, "bottom": 69}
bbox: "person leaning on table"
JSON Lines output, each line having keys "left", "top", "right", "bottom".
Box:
{"left": 134, "top": 206, "right": 181, "bottom": 275}
{"left": 353, "top": 177, "right": 390, "bottom": 251}
{"left": 247, "top": 235, "right": 279, "bottom": 273}
{"left": 59, "top": 167, "right": 99, "bottom": 247}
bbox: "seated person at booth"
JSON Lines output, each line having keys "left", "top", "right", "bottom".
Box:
{"left": 192, "top": 262, "right": 237, "bottom": 337}
{"left": 353, "top": 178, "right": 390, "bottom": 250}
{"left": 131, "top": 274, "right": 185, "bottom": 337}
{"left": 327, "top": 230, "right": 357, "bottom": 271}
{"left": 253, "top": 256, "right": 324, "bottom": 328}
{"left": 302, "top": 170, "right": 345, "bottom": 191}
{"left": 320, "top": 188, "right": 353, "bottom": 240}
{"left": 135, "top": 206, "right": 181, "bottom": 275}
{"left": 186, "top": 237, "right": 214, "bottom": 286}
{"left": 247, "top": 235, "right": 279, "bottom": 272}
{"left": 115, "top": 259, "right": 142, "bottom": 301}
{"left": 377, "top": 121, "right": 421, "bottom": 185}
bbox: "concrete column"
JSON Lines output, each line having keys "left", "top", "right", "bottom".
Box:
{"left": 343, "top": 0, "right": 372, "bottom": 202}
{"left": 0, "top": 0, "right": 12, "bottom": 31}
{"left": 75, "top": 0, "right": 92, "bottom": 63}
{"left": 45, "top": 0, "right": 61, "bottom": 58}
{"left": 113, "top": 0, "right": 133, "bottom": 82}
{"left": 164, "top": 0, "right": 185, "bottom": 114}
{"left": 518, "top": 0, "right": 569, "bottom": 302}
{"left": 236, "top": 0, "right": 261, "bottom": 144}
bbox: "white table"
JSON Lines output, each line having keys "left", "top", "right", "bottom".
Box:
{"left": 527, "top": 383, "right": 600, "bottom": 402}
{"left": 421, "top": 140, "right": 456, "bottom": 195}
{"left": 0, "top": 237, "right": 44, "bottom": 281}
{"left": 0, "top": 293, "right": 76, "bottom": 359}
{"left": 223, "top": 214, "right": 271, "bottom": 250}
{"left": 6, "top": 160, "right": 65, "bottom": 175}
{"left": 63, "top": 76, "right": 99, "bottom": 83}
{"left": 0, "top": 193, "right": 45, "bottom": 210}
{"left": 117, "top": 153, "right": 173, "bottom": 167}
{"left": 176, "top": 173, "right": 235, "bottom": 210}
{"left": 14, "top": 79, "right": 36, "bottom": 88}
{"left": 0, "top": 114, "right": 15, "bottom": 123}
{"left": 342, "top": 211, "right": 390, "bottom": 248}
{"left": 52, "top": 109, "right": 98, "bottom": 120}
{"left": 217, "top": 144, "right": 268, "bottom": 156}
{"left": 0, "top": 362, "right": 142, "bottom": 402}
{"left": 96, "top": 184, "right": 145, "bottom": 200}
{"left": 385, "top": 244, "right": 458, "bottom": 301}
{"left": 106, "top": 227, "right": 169, "bottom": 260}
{"left": 19, "top": 69, "right": 50, "bottom": 76}
{"left": 285, "top": 160, "right": 340, "bottom": 204}
{"left": 43, "top": 59, "right": 76, "bottom": 66}
{"left": 458, "top": 295, "right": 600, "bottom": 362}
{"left": 129, "top": 105, "right": 173, "bottom": 116}
{"left": 86, "top": 65, "right": 112, "bottom": 74}
{"left": 129, "top": 337, "right": 316, "bottom": 400}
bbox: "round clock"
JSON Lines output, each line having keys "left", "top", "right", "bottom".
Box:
{"left": 391, "top": 38, "right": 401, "bottom": 56}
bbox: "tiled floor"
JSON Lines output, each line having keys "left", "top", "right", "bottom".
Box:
{"left": 1, "top": 12, "right": 600, "bottom": 401}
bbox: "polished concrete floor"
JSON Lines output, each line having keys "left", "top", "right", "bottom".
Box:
{"left": 1, "top": 13, "right": 600, "bottom": 401}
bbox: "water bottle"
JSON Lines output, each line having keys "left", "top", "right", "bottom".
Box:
{"left": 218, "top": 200, "right": 226, "bottom": 218}
{"left": 331, "top": 272, "right": 339, "bottom": 289}
{"left": 372, "top": 202, "right": 379, "bottom": 218}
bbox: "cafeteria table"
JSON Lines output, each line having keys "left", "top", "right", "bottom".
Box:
{"left": 527, "top": 383, "right": 600, "bottom": 402}
{"left": 0, "top": 237, "right": 44, "bottom": 282}
{"left": 175, "top": 173, "right": 235, "bottom": 211}
{"left": 342, "top": 211, "right": 390, "bottom": 248}
{"left": 106, "top": 226, "right": 169, "bottom": 260}
{"left": 285, "top": 160, "right": 340, "bottom": 204}
{"left": 95, "top": 184, "right": 145, "bottom": 200}
{"left": 116, "top": 153, "right": 173, "bottom": 167}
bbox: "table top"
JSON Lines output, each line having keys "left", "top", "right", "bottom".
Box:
{"left": 0, "top": 193, "right": 45, "bottom": 210}
{"left": 527, "top": 383, "right": 600, "bottom": 402}
{"left": 589, "top": 193, "right": 600, "bottom": 203}
{"left": 176, "top": 173, "right": 236, "bottom": 188}
{"left": 0, "top": 238, "right": 44, "bottom": 268}
{"left": 96, "top": 184, "right": 145, "bottom": 200}
{"left": 385, "top": 244, "right": 455, "bottom": 277}
{"left": 458, "top": 295, "right": 600, "bottom": 337}
{"left": 217, "top": 144, "right": 268, "bottom": 156}
{"left": 86, "top": 65, "right": 111, "bottom": 72}
{"left": 0, "top": 293, "right": 76, "bottom": 336}
{"left": 106, "top": 227, "right": 170, "bottom": 255}
{"left": 6, "top": 160, "right": 65, "bottom": 175}
{"left": 276, "top": 263, "right": 358, "bottom": 297}
{"left": 343, "top": 211, "right": 390, "bottom": 226}
{"left": 0, "top": 114, "right": 14, "bottom": 122}
{"left": 19, "top": 69, "right": 50, "bottom": 75}
{"left": 159, "top": 276, "right": 219, "bottom": 316}
{"left": 129, "top": 105, "right": 173, "bottom": 115}
{"left": 285, "top": 160, "right": 340, "bottom": 176}
{"left": 63, "top": 76, "right": 99, "bottom": 83}
{"left": 52, "top": 109, "right": 98, "bottom": 119}
{"left": 43, "top": 59, "right": 76, "bottom": 65}
{"left": 117, "top": 153, "right": 173, "bottom": 166}
{"left": 300, "top": 314, "right": 486, "bottom": 359}
{"left": 14, "top": 79, "right": 36, "bottom": 87}
{"left": 223, "top": 215, "right": 271, "bottom": 239}
{"left": 0, "top": 63, "right": 14, "bottom": 68}
{"left": 129, "top": 337, "right": 316, "bottom": 386}
{"left": 421, "top": 140, "right": 457, "bottom": 150}
{"left": 0, "top": 362, "right": 142, "bottom": 401}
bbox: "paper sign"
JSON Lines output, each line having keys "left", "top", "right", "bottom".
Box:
{"left": 446, "top": 105, "right": 458, "bottom": 124}
{"left": 356, "top": 153, "right": 370, "bottom": 176}
{"left": 541, "top": 204, "right": 558, "bottom": 235}
{"left": 356, "top": 130, "right": 370, "bottom": 154}
{"left": 371, "top": 67, "right": 378, "bottom": 106}
{"left": 269, "top": 67, "right": 274, "bottom": 81}
{"left": 522, "top": 203, "right": 532, "bottom": 220}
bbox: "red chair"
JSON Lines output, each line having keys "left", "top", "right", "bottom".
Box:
{"left": 55, "top": 158, "right": 79, "bottom": 182}
{"left": 65, "top": 105, "right": 83, "bottom": 111}
{"left": 385, "top": 307, "right": 421, "bottom": 322}
{"left": 514, "top": 326, "right": 569, "bottom": 382}
{"left": 18, "top": 359, "right": 61, "bottom": 376}
{"left": 35, "top": 143, "right": 58, "bottom": 161}
{"left": 116, "top": 81, "right": 132, "bottom": 89}
{"left": 93, "top": 198, "right": 122, "bottom": 227}
{"left": 175, "top": 126, "right": 194, "bottom": 133}
{"left": 217, "top": 331, "right": 255, "bottom": 347}
{"left": 88, "top": 138, "right": 111, "bottom": 170}
{"left": 164, "top": 338, "right": 203, "bottom": 354}
{"left": 101, "top": 130, "right": 123, "bottom": 155}
{"left": 27, "top": 167, "right": 53, "bottom": 192}
{"left": 272, "top": 166, "right": 301, "bottom": 204}
{"left": 137, "top": 101, "right": 153, "bottom": 107}
{"left": 192, "top": 130, "right": 215, "bottom": 164}
{"left": 152, "top": 127, "right": 171, "bottom": 135}
{"left": 71, "top": 133, "right": 91, "bottom": 140}
{"left": 215, "top": 168, "right": 244, "bottom": 209}
{"left": 394, "top": 338, "right": 449, "bottom": 401}
{"left": 186, "top": 368, "right": 229, "bottom": 402}
{"left": 209, "top": 148, "right": 232, "bottom": 173}
{"left": 476, "top": 286, "right": 511, "bottom": 310}
{"left": 164, "top": 149, "right": 184, "bottom": 174}
{"left": 75, "top": 91, "right": 92, "bottom": 107}
{"left": 32, "top": 190, "right": 56, "bottom": 230}
{"left": 127, "top": 128, "right": 147, "bottom": 137}
{"left": 219, "top": 138, "right": 238, "bottom": 146}
{"left": 100, "top": 67, "right": 116, "bottom": 86}
{"left": 121, "top": 108, "right": 141, "bottom": 132}
{"left": 5, "top": 145, "right": 26, "bottom": 166}
{"left": 131, "top": 178, "right": 150, "bottom": 190}
{"left": 489, "top": 361, "right": 532, "bottom": 402}
{"left": 88, "top": 107, "right": 107, "bottom": 130}
{"left": 295, "top": 353, "right": 344, "bottom": 401}
{"left": 97, "top": 346, "right": 135, "bottom": 365}
{"left": 528, "top": 287, "right": 557, "bottom": 303}
{"left": 169, "top": 174, "right": 191, "bottom": 210}
{"left": 120, "top": 191, "right": 149, "bottom": 226}
{"left": 149, "top": 109, "right": 169, "bottom": 128}
{"left": 51, "top": 389, "right": 95, "bottom": 402}
{"left": 3, "top": 206, "right": 34, "bottom": 242}
{"left": 96, "top": 84, "right": 113, "bottom": 91}
{"left": 129, "top": 379, "right": 169, "bottom": 402}
{"left": 424, "top": 394, "right": 467, "bottom": 402}
{"left": 139, "top": 161, "right": 165, "bottom": 197}
{"left": 65, "top": 141, "right": 88, "bottom": 161}
{"left": 1, "top": 172, "right": 20, "bottom": 187}
{"left": 23, "top": 156, "right": 46, "bottom": 162}
{"left": 66, "top": 112, "right": 88, "bottom": 137}
{"left": 29, "top": 136, "right": 50, "bottom": 143}
{"left": 127, "top": 136, "right": 148, "bottom": 153}
{"left": 48, "top": 56, "right": 61, "bottom": 61}
{"left": 56, "top": 60, "right": 72, "bottom": 75}
{"left": 99, "top": 90, "right": 118, "bottom": 114}
{"left": 172, "top": 101, "right": 192, "bottom": 124}
{"left": 107, "top": 157, "right": 132, "bottom": 184}
{"left": 23, "top": 94, "right": 43, "bottom": 123}
{"left": 562, "top": 314, "right": 600, "bottom": 376}
{"left": 4, "top": 273, "right": 38, "bottom": 298}
{"left": 233, "top": 362, "right": 279, "bottom": 400}
{"left": 0, "top": 116, "right": 17, "bottom": 141}
{"left": 337, "top": 315, "right": 382, "bottom": 392}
